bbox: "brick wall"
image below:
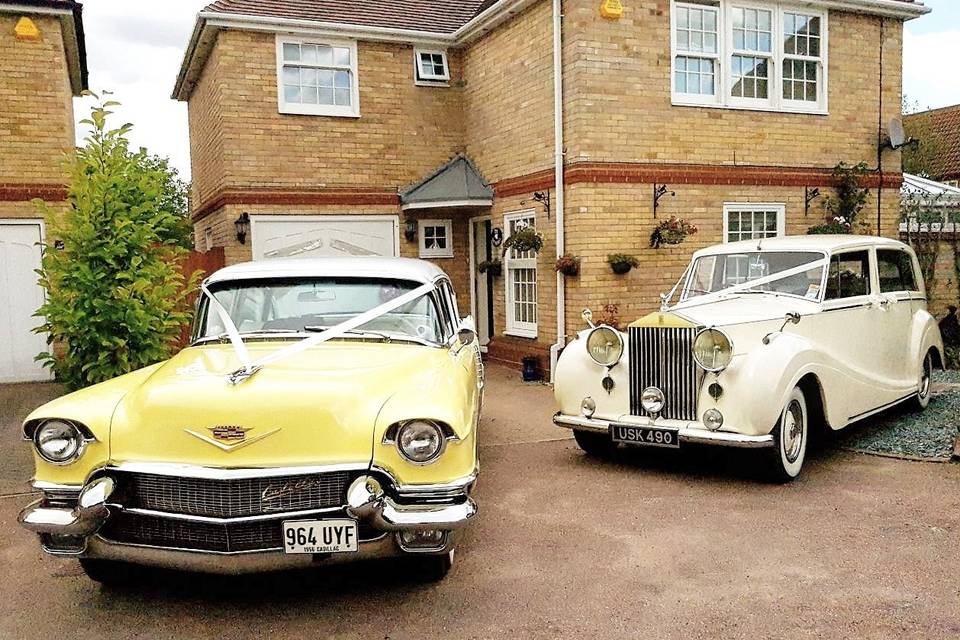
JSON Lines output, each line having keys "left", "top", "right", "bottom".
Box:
{"left": 0, "top": 14, "right": 74, "bottom": 204}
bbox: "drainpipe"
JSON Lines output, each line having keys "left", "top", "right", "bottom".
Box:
{"left": 549, "top": 0, "right": 566, "bottom": 383}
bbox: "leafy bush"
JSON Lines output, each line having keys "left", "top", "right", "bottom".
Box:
{"left": 34, "top": 94, "right": 200, "bottom": 390}
{"left": 809, "top": 161, "right": 870, "bottom": 234}
{"left": 808, "top": 216, "right": 853, "bottom": 235}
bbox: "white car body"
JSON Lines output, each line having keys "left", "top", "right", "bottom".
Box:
{"left": 554, "top": 235, "right": 944, "bottom": 478}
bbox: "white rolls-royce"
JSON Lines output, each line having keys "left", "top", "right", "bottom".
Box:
{"left": 554, "top": 235, "right": 944, "bottom": 481}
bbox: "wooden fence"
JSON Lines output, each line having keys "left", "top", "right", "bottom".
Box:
{"left": 176, "top": 247, "right": 225, "bottom": 348}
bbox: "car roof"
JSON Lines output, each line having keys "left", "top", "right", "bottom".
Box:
{"left": 205, "top": 257, "right": 448, "bottom": 286}
{"left": 692, "top": 234, "right": 909, "bottom": 258}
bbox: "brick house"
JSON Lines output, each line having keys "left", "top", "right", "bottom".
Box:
{"left": 0, "top": 0, "right": 86, "bottom": 382}
{"left": 174, "top": 0, "right": 928, "bottom": 374}
{"left": 904, "top": 104, "right": 960, "bottom": 187}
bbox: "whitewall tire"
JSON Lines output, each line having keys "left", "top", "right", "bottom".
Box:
{"left": 765, "top": 386, "right": 808, "bottom": 483}
{"left": 911, "top": 351, "right": 934, "bottom": 411}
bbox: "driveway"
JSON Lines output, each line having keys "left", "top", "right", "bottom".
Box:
{"left": 1, "top": 367, "right": 959, "bottom": 639}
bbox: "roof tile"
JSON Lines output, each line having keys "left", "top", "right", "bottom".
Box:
{"left": 905, "top": 105, "right": 960, "bottom": 182}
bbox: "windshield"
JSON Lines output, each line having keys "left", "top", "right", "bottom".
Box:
{"left": 194, "top": 277, "right": 444, "bottom": 343}
{"left": 683, "top": 251, "right": 826, "bottom": 301}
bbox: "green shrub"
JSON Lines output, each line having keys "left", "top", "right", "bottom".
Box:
{"left": 34, "top": 94, "right": 199, "bottom": 390}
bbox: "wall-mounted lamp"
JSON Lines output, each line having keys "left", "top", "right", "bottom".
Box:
{"left": 804, "top": 187, "right": 821, "bottom": 216}
{"left": 404, "top": 219, "right": 418, "bottom": 242}
{"left": 235, "top": 212, "right": 250, "bottom": 245}
{"left": 653, "top": 184, "right": 675, "bottom": 218}
{"left": 521, "top": 191, "right": 551, "bottom": 219}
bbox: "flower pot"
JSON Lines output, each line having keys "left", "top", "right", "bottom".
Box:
{"left": 522, "top": 356, "right": 542, "bottom": 382}
{"left": 610, "top": 262, "right": 633, "bottom": 275}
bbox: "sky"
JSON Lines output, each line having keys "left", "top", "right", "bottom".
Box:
{"left": 74, "top": 0, "right": 960, "bottom": 182}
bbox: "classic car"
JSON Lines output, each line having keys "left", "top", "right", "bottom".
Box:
{"left": 554, "top": 235, "right": 944, "bottom": 481}
{"left": 20, "top": 257, "right": 482, "bottom": 582}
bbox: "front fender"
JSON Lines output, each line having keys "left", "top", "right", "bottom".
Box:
{"left": 23, "top": 363, "right": 165, "bottom": 486}
{"left": 913, "top": 310, "right": 945, "bottom": 370}
{"left": 371, "top": 355, "right": 479, "bottom": 487}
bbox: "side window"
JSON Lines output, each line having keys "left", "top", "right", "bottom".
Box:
{"left": 433, "top": 281, "right": 455, "bottom": 341}
{"left": 877, "top": 249, "right": 918, "bottom": 293}
{"left": 825, "top": 251, "right": 871, "bottom": 300}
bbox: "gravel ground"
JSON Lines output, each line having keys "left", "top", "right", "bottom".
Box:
{"left": 933, "top": 369, "right": 960, "bottom": 385}
{"left": 836, "top": 386, "right": 960, "bottom": 461}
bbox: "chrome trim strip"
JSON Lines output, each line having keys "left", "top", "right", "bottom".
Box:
{"left": 847, "top": 393, "right": 916, "bottom": 422}
{"left": 554, "top": 413, "right": 775, "bottom": 449}
{"left": 118, "top": 506, "right": 345, "bottom": 524}
{"left": 33, "top": 481, "right": 82, "bottom": 495}
{"left": 106, "top": 461, "right": 369, "bottom": 480}
{"left": 370, "top": 465, "right": 477, "bottom": 497}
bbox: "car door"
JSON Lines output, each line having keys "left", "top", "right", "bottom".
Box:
{"left": 815, "top": 249, "right": 895, "bottom": 420}
{"left": 875, "top": 247, "right": 923, "bottom": 388}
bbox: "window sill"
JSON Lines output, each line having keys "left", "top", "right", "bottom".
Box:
{"left": 415, "top": 80, "right": 450, "bottom": 88}
{"left": 279, "top": 105, "right": 361, "bottom": 118}
{"left": 671, "top": 98, "right": 828, "bottom": 117}
{"left": 504, "top": 329, "right": 539, "bottom": 340}
{"left": 420, "top": 252, "right": 454, "bottom": 259}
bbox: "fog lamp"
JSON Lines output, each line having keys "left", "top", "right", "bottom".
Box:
{"left": 581, "top": 397, "right": 596, "bottom": 418}
{"left": 641, "top": 387, "right": 665, "bottom": 414}
{"left": 703, "top": 409, "right": 724, "bottom": 431}
{"left": 398, "top": 529, "right": 448, "bottom": 550}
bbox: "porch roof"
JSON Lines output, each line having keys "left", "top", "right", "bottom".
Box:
{"left": 400, "top": 154, "right": 493, "bottom": 211}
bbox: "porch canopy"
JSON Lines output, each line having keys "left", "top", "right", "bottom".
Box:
{"left": 401, "top": 154, "right": 493, "bottom": 211}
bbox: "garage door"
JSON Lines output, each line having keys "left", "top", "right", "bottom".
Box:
{"left": 0, "top": 220, "right": 50, "bottom": 383}
{"left": 251, "top": 215, "right": 399, "bottom": 261}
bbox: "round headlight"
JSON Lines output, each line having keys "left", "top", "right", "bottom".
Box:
{"left": 641, "top": 387, "right": 665, "bottom": 414}
{"left": 693, "top": 328, "right": 734, "bottom": 372}
{"left": 34, "top": 420, "right": 84, "bottom": 464}
{"left": 586, "top": 326, "right": 624, "bottom": 367}
{"left": 397, "top": 420, "right": 444, "bottom": 464}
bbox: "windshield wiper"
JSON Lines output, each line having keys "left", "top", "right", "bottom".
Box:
{"left": 303, "top": 326, "right": 393, "bottom": 342}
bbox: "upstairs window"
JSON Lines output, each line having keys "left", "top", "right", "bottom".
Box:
{"left": 277, "top": 37, "right": 359, "bottom": 117}
{"left": 671, "top": 1, "right": 827, "bottom": 114}
{"left": 414, "top": 48, "right": 450, "bottom": 85}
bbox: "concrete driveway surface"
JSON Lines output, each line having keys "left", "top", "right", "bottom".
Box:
{"left": 1, "top": 366, "right": 958, "bottom": 640}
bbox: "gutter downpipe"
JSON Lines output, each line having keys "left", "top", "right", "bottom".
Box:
{"left": 549, "top": 0, "right": 566, "bottom": 383}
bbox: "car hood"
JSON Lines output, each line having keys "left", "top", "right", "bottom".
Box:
{"left": 669, "top": 294, "right": 820, "bottom": 327}
{"left": 108, "top": 340, "right": 456, "bottom": 469}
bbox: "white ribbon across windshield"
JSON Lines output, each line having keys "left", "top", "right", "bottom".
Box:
{"left": 676, "top": 257, "right": 829, "bottom": 308}
{"left": 201, "top": 281, "right": 436, "bottom": 382}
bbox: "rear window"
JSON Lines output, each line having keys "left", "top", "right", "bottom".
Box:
{"left": 877, "top": 249, "right": 919, "bottom": 293}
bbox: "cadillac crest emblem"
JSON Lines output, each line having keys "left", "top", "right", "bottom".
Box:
{"left": 184, "top": 425, "right": 281, "bottom": 452}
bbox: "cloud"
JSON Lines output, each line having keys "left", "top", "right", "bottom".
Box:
{"left": 903, "top": 27, "right": 960, "bottom": 111}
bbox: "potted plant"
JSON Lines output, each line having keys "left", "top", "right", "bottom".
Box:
{"left": 555, "top": 254, "right": 581, "bottom": 277}
{"left": 650, "top": 216, "right": 698, "bottom": 248}
{"left": 502, "top": 227, "right": 544, "bottom": 255}
{"left": 477, "top": 258, "right": 502, "bottom": 278}
{"left": 607, "top": 254, "right": 640, "bottom": 275}
{"left": 521, "top": 355, "right": 542, "bottom": 382}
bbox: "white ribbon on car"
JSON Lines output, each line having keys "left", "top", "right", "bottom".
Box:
{"left": 200, "top": 281, "right": 436, "bottom": 385}
{"left": 671, "top": 257, "right": 829, "bottom": 310}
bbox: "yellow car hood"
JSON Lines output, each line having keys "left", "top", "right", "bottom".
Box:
{"left": 109, "top": 341, "right": 459, "bottom": 469}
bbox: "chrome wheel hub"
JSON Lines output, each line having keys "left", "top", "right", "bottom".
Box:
{"left": 783, "top": 400, "right": 804, "bottom": 464}
{"left": 920, "top": 354, "right": 932, "bottom": 400}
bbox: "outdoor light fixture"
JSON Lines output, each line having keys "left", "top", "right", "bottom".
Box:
{"left": 404, "top": 219, "right": 417, "bottom": 242}
{"left": 234, "top": 212, "right": 250, "bottom": 245}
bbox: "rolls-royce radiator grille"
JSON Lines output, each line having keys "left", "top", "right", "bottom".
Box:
{"left": 629, "top": 326, "right": 702, "bottom": 421}
{"left": 118, "top": 471, "right": 352, "bottom": 519}
{"left": 100, "top": 511, "right": 381, "bottom": 553}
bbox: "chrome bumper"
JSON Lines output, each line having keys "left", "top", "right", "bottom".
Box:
{"left": 20, "top": 472, "right": 477, "bottom": 572}
{"left": 554, "top": 413, "right": 775, "bottom": 449}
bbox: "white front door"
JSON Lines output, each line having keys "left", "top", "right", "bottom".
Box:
{"left": 469, "top": 217, "right": 493, "bottom": 347}
{"left": 250, "top": 215, "right": 399, "bottom": 260}
{"left": 0, "top": 220, "right": 50, "bottom": 383}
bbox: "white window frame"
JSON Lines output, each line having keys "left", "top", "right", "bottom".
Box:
{"left": 276, "top": 35, "right": 360, "bottom": 118}
{"left": 722, "top": 202, "right": 786, "bottom": 243}
{"left": 671, "top": 1, "right": 828, "bottom": 115}
{"left": 414, "top": 48, "right": 450, "bottom": 86}
{"left": 503, "top": 210, "right": 538, "bottom": 339}
{"left": 418, "top": 219, "right": 454, "bottom": 258}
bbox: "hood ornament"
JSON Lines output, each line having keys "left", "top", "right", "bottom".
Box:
{"left": 184, "top": 425, "right": 281, "bottom": 452}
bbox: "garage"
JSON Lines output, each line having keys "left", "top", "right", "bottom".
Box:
{"left": 250, "top": 215, "right": 399, "bottom": 261}
{"left": 0, "top": 220, "right": 50, "bottom": 383}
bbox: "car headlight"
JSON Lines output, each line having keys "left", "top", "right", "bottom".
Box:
{"left": 34, "top": 420, "right": 85, "bottom": 464}
{"left": 693, "top": 328, "right": 734, "bottom": 372}
{"left": 586, "top": 326, "right": 624, "bottom": 366}
{"left": 397, "top": 420, "right": 444, "bottom": 464}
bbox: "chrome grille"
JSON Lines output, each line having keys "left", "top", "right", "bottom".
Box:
{"left": 629, "top": 326, "right": 701, "bottom": 421}
{"left": 121, "top": 472, "right": 352, "bottom": 518}
{"left": 101, "top": 511, "right": 381, "bottom": 553}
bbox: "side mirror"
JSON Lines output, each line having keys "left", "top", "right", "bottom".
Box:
{"left": 456, "top": 316, "right": 477, "bottom": 347}
{"left": 763, "top": 312, "right": 802, "bottom": 345}
{"left": 581, "top": 308, "right": 595, "bottom": 328}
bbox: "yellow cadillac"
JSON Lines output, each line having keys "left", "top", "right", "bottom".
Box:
{"left": 19, "top": 257, "right": 482, "bottom": 582}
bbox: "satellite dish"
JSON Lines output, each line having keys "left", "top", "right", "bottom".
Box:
{"left": 889, "top": 119, "right": 907, "bottom": 149}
